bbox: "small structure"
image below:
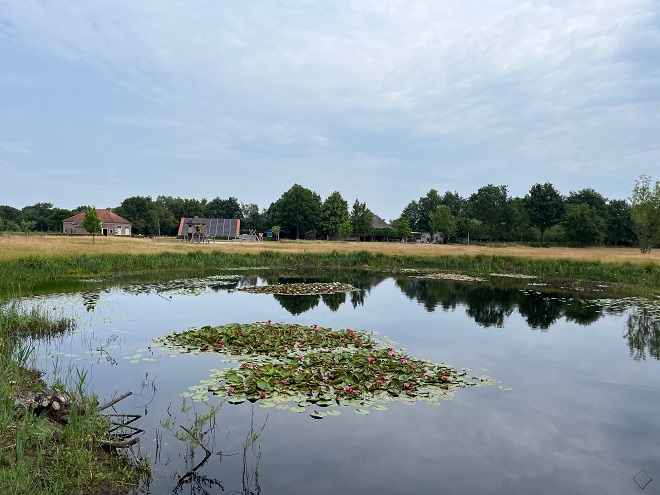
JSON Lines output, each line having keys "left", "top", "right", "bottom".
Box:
{"left": 63, "top": 208, "right": 132, "bottom": 236}
{"left": 304, "top": 229, "right": 317, "bottom": 240}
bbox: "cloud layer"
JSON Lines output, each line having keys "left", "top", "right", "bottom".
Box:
{"left": 1, "top": 0, "right": 658, "bottom": 218}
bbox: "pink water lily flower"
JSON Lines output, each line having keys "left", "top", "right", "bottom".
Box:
{"left": 401, "top": 359, "right": 408, "bottom": 365}
{"left": 227, "top": 387, "right": 234, "bottom": 394}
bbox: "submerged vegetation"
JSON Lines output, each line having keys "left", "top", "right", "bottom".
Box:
{"left": 0, "top": 301, "right": 149, "bottom": 494}
{"left": 159, "top": 322, "right": 501, "bottom": 418}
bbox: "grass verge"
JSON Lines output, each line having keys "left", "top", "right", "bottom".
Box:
{"left": 0, "top": 301, "right": 149, "bottom": 494}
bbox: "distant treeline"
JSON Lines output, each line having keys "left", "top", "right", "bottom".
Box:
{"left": 1, "top": 178, "right": 658, "bottom": 248}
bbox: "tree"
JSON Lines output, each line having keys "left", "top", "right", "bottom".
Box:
{"left": 114, "top": 196, "right": 159, "bottom": 236}
{"left": 524, "top": 183, "right": 564, "bottom": 244}
{"left": 19, "top": 219, "right": 36, "bottom": 237}
{"left": 82, "top": 206, "right": 102, "bottom": 243}
{"left": 428, "top": 205, "right": 455, "bottom": 242}
{"left": 416, "top": 189, "right": 443, "bottom": 233}
{"left": 400, "top": 200, "right": 422, "bottom": 231}
{"left": 561, "top": 204, "right": 606, "bottom": 246}
{"left": 566, "top": 188, "right": 608, "bottom": 219}
{"left": 606, "top": 199, "right": 634, "bottom": 246}
{"left": 272, "top": 225, "right": 281, "bottom": 242}
{"left": 468, "top": 184, "right": 510, "bottom": 241}
{"left": 21, "top": 202, "right": 54, "bottom": 232}
{"left": 241, "top": 203, "right": 266, "bottom": 232}
{"left": 269, "top": 184, "right": 321, "bottom": 239}
{"left": 630, "top": 175, "right": 660, "bottom": 253}
{"left": 441, "top": 191, "right": 466, "bottom": 217}
{"left": 350, "top": 200, "right": 372, "bottom": 241}
{"left": 338, "top": 219, "right": 353, "bottom": 238}
{"left": 205, "top": 197, "right": 242, "bottom": 219}
{"left": 392, "top": 218, "right": 411, "bottom": 241}
{"left": 320, "top": 191, "right": 349, "bottom": 238}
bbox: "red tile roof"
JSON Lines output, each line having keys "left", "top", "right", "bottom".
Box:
{"left": 63, "top": 208, "right": 131, "bottom": 225}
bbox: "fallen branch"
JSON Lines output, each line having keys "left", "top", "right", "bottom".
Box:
{"left": 100, "top": 437, "right": 140, "bottom": 449}
{"left": 98, "top": 392, "right": 132, "bottom": 412}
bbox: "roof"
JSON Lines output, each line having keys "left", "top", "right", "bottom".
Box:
{"left": 372, "top": 214, "right": 392, "bottom": 229}
{"left": 63, "top": 208, "right": 131, "bottom": 225}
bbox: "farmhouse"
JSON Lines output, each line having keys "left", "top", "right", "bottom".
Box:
{"left": 62, "top": 208, "right": 132, "bottom": 236}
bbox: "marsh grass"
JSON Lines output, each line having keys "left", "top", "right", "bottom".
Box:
{"left": 0, "top": 301, "right": 149, "bottom": 494}
{"left": 1, "top": 242, "right": 659, "bottom": 298}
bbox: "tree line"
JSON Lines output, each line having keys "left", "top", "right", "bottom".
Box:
{"left": 1, "top": 176, "right": 658, "bottom": 249}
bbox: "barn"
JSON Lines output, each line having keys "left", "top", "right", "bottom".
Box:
{"left": 62, "top": 208, "right": 132, "bottom": 236}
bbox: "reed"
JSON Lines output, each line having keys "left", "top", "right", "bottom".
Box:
{"left": 0, "top": 301, "right": 149, "bottom": 494}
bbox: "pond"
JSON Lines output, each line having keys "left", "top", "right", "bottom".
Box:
{"left": 23, "top": 270, "right": 660, "bottom": 494}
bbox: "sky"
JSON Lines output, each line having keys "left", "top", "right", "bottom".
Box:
{"left": 0, "top": 1, "right": 659, "bottom": 222}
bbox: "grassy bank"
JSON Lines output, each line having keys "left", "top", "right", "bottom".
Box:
{"left": 0, "top": 301, "right": 148, "bottom": 494}
{"left": 0, "top": 243, "right": 659, "bottom": 298}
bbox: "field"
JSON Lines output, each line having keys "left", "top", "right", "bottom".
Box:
{"left": 2, "top": 234, "right": 659, "bottom": 264}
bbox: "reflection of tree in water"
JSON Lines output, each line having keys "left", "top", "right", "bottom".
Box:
{"left": 464, "top": 286, "right": 515, "bottom": 328}
{"left": 394, "top": 278, "right": 463, "bottom": 312}
{"left": 563, "top": 302, "right": 601, "bottom": 325}
{"left": 517, "top": 294, "right": 563, "bottom": 330}
{"left": 272, "top": 294, "right": 320, "bottom": 315}
{"left": 624, "top": 308, "right": 660, "bottom": 360}
{"left": 321, "top": 291, "right": 346, "bottom": 312}
{"left": 263, "top": 270, "right": 384, "bottom": 314}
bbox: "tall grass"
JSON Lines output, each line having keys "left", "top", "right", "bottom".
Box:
{"left": 1, "top": 249, "right": 659, "bottom": 298}
{"left": 0, "top": 301, "right": 149, "bottom": 494}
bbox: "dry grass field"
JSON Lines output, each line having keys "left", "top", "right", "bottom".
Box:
{"left": 1, "top": 234, "right": 659, "bottom": 265}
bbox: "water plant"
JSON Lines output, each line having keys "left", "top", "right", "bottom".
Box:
{"left": 159, "top": 322, "right": 500, "bottom": 416}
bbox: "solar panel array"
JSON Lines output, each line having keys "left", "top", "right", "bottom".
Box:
{"left": 181, "top": 218, "right": 239, "bottom": 238}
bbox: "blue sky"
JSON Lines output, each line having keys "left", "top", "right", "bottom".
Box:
{"left": 1, "top": 1, "right": 658, "bottom": 221}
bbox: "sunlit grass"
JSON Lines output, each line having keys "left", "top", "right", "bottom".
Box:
{"left": 1, "top": 234, "right": 658, "bottom": 264}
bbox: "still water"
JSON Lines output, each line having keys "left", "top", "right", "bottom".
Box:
{"left": 26, "top": 270, "right": 660, "bottom": 494}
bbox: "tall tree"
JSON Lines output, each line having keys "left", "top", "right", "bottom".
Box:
{"left": 241, "top": 203, "right": 266, "bottom": 232}
{"left": 416, "top": 189, "right": 443, "bottom": 233}
{"left": 429, "top": 205, "right": 455, "bottom": 242}
{"left": 82, "top": 206, "right": 102, "bottom": 243}
{"left": 468, "top": 184, "right": 510, "bottom": 241}
{"left": 524, "top": 183, "right": 563, "bottom": 244}
{"left": 114, "top": 196, "right": 159, "bottom": 235}
{"left": 561, "top": 204, "right": 606, "bottom": 246}
{"left": 441, "top": 191, "right": 466, "bottom": 217}
{"left": 350, "top": 200, "right": 372, "bottom": 241}
{"left": 320, "top": 191, "right": 349, "bottom": 238}
{"left": 392, "top": 218, "right": 411, "bottom": 240}
{"left": 19, "top": 219, "right": 36, "bottom": 237}
{"left": 630, "top": 175, "right": 660, "bottom": 253}
{"left": 205, "top": 197, "right": 242, "bottom": 218}
{"left": 400, "top": 200, "right": 422, "bottom": 231}
{"left": 606, "top": 199, "right": 634, "bottom": 246}
{"left": 269, "top": 184, "right": 321, "bottom": 239}
{"left": 21, "top": 202, "right": 54, "bottom": 231}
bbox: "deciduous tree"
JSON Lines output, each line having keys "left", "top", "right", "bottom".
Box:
{"left": 82, "top": 206, "right": 102, "bottom": 243}
{"left": 524, "top": 183, "right": 563, "bottom": 244}
{"left": 429, "top": 205, "right": 455, "bottom": 242}
{"left": 561, "top": 204, "right": 606, "bottom": 246}
{"left": 320, "top": 191, "right": 349, "bottom": 238}
{"left": 630, "top": 175, "right": 660, "bottom": 253}
{"left": 269, "top": 184, "right": 321, "bottom": 239}
{"left": 350, "top": 200, "right": 372, "bottom": 241}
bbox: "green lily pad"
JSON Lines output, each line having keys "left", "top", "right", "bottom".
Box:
{"left": 354, "top": 408, "right": 371, "bottom": 415}
{"left": 310, "top": 410, "right": 326, "bottom": 419}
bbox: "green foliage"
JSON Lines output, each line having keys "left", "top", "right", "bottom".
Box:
{"left": 392, "top": 218, "right": 411, "bottom": 240}
{"left": 269, "top": 184, "right": 321, "bottom": 239}
{"left": 82, "top": 206, "right": 102, "bottom": 243}
{"left": 271, "top": 225, "right": 281, "bottom": 241}
{"left": 350, "top": 200, "right": 372, "bottom": 241}
{"left": 205, "top": 196, "right": 242, "bottom": 218}
{"left": 525, "top": 183, "right": 563, "bottom": 243}
{"left": 606, "top": 199, "right": 634, "bottom": 245}
{"left": 19, "top": 219, "right": 36, "bottom": 237}
{"left": 338, "top": 219, "right": 352, "bottom": 238}
{"left": 468, "top": 184, "right": 510, "bottom": 241}
{"left": 115, "top": 196, "right": 159, "bottom": 236}
{"left": 561, "top": 203, "right": 606, "bottom": 246}
{"left": 320, "top": 191, "right": 349, "bottom": 237}
{"left": 429, "top": 205, "right": 455, "bottom": 241}
{"left": 630, "top": 175, "right": 660, "bottom": 253}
